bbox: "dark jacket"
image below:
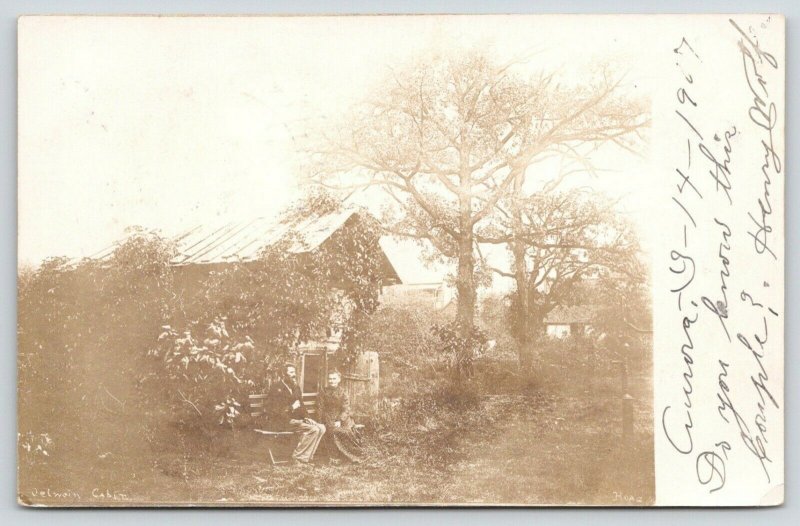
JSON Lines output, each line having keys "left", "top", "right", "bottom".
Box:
{"left": 317, "top": 385, "right": 354, "bottom": 429}
{"left": 267, "top": 378, "right": 307, "bottom": 429}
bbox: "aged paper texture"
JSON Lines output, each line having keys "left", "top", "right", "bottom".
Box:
{"left": 17, "top": 14, "right": 783, "bottom": 507}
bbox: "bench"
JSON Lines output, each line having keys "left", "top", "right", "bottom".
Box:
{"left": 248, "top": 391, "right": 366, "bottom": 464}
{"left": 247, "top": 392, "right": 319, "bottom": 465}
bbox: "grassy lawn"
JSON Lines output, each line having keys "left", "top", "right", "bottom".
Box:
{"left": 19, "top": 375, "right": 654, "bottom": 506}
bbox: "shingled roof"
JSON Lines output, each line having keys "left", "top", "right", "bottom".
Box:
{"left": 86, "top": 208, "right": 401, "bottom": 285}
{"left": 169, "top": 208, "right": 359, "bottom": 266}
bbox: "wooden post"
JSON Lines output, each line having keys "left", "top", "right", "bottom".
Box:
{"left": 622, "top": 394, "right": 634, "bottom": 443}
{"left": 323, "top": 349, "right": 329, "bottom": 388}
{"left": 367, "top": 351, "right": 379, "bottom": 396}
{"left": 612, "top": 359, "right": 629, "bottom": 394}
{"left": 616, "top": 353, "right": 633, "bottom": 443}
{"left": 622, "top": 364, "right": 629, "bottom": 395}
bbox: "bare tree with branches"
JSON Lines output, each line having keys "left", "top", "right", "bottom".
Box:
{"left": 305, "top": 52, "right": 649, "bottom": 358}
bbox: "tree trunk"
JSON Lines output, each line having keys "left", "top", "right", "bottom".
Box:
{"left": 511, "top": 176, "right": 532, "bottom": 369}
{"left": 455, "top": 164, "right": 476, "bottom": 333}
{"left": 455, "top": 227, "right": 475, "bottom": 331}
{"left": 452, "top": 187, "right": 476, "bottom": 385}
{"left": 512, "top": 239, "right": 532, "bottom": 369}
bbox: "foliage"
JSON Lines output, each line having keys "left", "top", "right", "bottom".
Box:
{"left": 431, "top": 321, "right": 489, "bottom": 380}
{"left": 145, "top": 318, "right": 255, "bottom": 425}
{"left": 17, "top": 191, "right": 388, "bottom": 481}
{"left": 215, "top": 397, "right": 243, "bottom": 427}
{"left": 348, "top": 301, "right": 448, "bottom": 358}
{"left": 477, "top": 293, "right": 520, "bottom": 361}
{"left": 590, "top": 271, "right": 652, "bottom": 340}
{"left": 17, "top": 237, "right": 177, "bottom": 477}
{"left": 341, "top": 303, "right": 441, "bottom": 405}
{"left": 346, "top": 299, "right": 500, "bottom": 399}
{"left": 477, "top": 190, "right": 646, "bottom": 352}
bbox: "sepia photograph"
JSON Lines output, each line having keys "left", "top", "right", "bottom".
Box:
{"left": 16, "top": 14, "right": 783, "bottom": 507}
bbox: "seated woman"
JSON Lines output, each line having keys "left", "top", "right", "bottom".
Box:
{"left": 317, "top": 369, "right": 364, "bottom": 463}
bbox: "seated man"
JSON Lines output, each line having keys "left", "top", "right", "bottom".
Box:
{"left": 268, "top": 363, "right": 326, "bottom": 465}
{"left": 317, "top": 369, "right": 364, "bottom": 463}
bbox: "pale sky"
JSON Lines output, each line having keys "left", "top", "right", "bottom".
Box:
{"left": 18, "top": 15, "right": 656, "bottom": 266}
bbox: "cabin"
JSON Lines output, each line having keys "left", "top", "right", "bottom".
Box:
{"left": 172, "top": 208, "right": 399, "bottom": 400}
{"left": 92, "top": 207, "right": 400, "bottom": 402}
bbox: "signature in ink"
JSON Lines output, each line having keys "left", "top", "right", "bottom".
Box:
{"left": 730, "top": 19, "right": 781, "bottom": 260}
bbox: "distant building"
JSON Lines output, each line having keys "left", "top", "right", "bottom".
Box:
{"left": 380, "top": 282, "right": 456, "bottom": 311}
{"left": 543, "top": 305, "right": 598, "bottom": 339}
{"left": 378, "top": 237, "right": 456, "bottom": 312}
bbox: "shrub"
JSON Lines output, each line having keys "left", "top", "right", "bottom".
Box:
{"left": 144, "top": 317, "right": 257, "bottom": 428}
{"left": 431, "top": 321, "right": 489, "bottom": 380}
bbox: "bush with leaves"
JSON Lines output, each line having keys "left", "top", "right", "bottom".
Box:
{"left": 17, "top": 229, "right": 178, "bottom": 486}
{"left": 18, "top": 191, "right": 393, "bottom": 485}
{"left": 144, "top": 317, "right": 257, "bottom": 428}
{"left": 431, "top": 321, "right": 489, "bottom": 381}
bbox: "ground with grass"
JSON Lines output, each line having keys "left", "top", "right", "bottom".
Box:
{"left": 19, "top": 366, "right": 654, "bottom": 506}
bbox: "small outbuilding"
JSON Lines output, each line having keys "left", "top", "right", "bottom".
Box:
{"left": 543, "top": 305, "right": 598, "bottom": 339}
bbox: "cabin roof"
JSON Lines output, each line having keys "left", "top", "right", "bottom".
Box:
{"left": 86, "top": 208, "right": 402, "bottom": 284}
{"left": 170, "top": 208, "right": 359, "bottom": 266}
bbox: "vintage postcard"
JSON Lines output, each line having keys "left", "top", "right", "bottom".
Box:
{"left": 17, "top": 14, "right": 784, "bottom": 506}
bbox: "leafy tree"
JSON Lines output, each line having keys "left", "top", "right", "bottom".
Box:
{"left": 478, "top": 190, "right": 645, "bottom": 366}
